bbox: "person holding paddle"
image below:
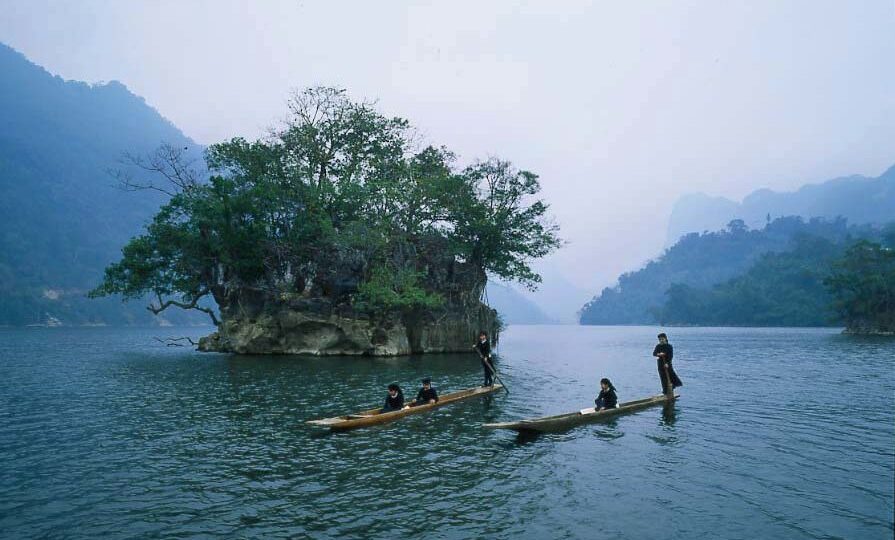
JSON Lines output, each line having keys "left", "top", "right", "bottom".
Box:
{"left": 474, "top": 331, "right": 495, "bottom": 387}
{"left": 653, "top": 332, "right": 683, "bottom": 394}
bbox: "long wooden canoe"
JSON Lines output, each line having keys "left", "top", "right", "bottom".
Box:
{"left": 482, "top": 393, "right": 679, "bottom": 433}
{"left": 306, "top": 384, "right": 503, "bottom": 431}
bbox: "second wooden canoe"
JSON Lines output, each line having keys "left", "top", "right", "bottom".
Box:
{"left": 482, "top": 393, "right": 679, "bottom": 433}
{"left": 306, "top": 384, "right": 503, "bottom": 431}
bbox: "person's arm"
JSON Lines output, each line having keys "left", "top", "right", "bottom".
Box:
{"left": 666, "top": 344, "right": 673, "bottom": 362}
{"left": 432, "top": 388, "right": 439, "bottom": 403}
{"left": 653, "top": 344, "right": 660, "bottom": 357}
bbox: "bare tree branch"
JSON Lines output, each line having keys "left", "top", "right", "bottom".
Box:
{"left": 153, "top": 336, "right": 198, "bottom": 347}
{"left": 111, "top": 143, "right": 203, "bottom": 196}
{"left": 147, "top": 289, "right": 220, "bottom": 326}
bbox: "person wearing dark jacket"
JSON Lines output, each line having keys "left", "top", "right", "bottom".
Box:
{"left": 412, "top": 378, "right": 439, "bottom": 406}
{"left": 474, "top": 331, "right": 495, "bottom": 386}
{"left": 653, "top": 332, "right": 683, "bottom": 394}
{"left": 381, "top": 383, "right": 405, "bottom": 412}
{"left": 595, "top": 378, "right": 618, "bottom": 410}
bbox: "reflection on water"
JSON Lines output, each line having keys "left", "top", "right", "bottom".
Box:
{"left": 661, "top": 402, "right": 678, "bottom": 426}
{"left": 513, "top": 430, "right": 542, "bottom": 445}
{"left": 0, "top": 325, "right": 893, "bottom": 539}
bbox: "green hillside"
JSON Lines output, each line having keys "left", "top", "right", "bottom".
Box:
{"left": 0, "top": 43, "right": 203, "bottom": 325}
{"left": 580, "top": 216, "right": 883, "bottom": 325}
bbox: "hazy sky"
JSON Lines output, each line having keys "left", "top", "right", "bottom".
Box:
{"left": 3, "top": 0, "right": 894, "bottom": 302}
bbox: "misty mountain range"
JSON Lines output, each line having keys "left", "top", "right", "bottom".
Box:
{"left": 581, "top": 167, "right": 894, "bottom": 325}
{"left": 666, "top": 166, "right": 894, "bottom": 245}
{"left": 579, "top": 216, "right": 890, "bottom": 326}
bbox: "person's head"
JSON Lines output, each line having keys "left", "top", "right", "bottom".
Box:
{"left": 387, "top": 383, "right": 399, "bottom": 396}
{"left": 657, "top": 332, "right": 668, "bottom": 344}
{"left": 421, "top": 377, "right": 431, "bottom": 389}
{"left": 600, "top": 377, "right": 612, "bottom": 391}
{"left": 479, "top": 331, "right": 488, "bottom": 342}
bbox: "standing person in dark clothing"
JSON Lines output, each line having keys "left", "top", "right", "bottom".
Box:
{"left": 412, "top": 377, "right": 439, "bottom": 406}
{"left": 474, "top": 331, "right": 495, "bottom": 387}
{"left": 653, "top": 333, "right": 683, "bottom": 394}
{"left": 594, "top": 378, "right": 618, "bottom": 410}
{"left": 380, "top": 383, "right": 405, "bottom": 412}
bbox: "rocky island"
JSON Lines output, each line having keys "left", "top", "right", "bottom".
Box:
{"left": 91, "top": 87, "right": 561, "bottom": 355}
{"left": 196, "top": 256, "right": 498, "bottom": 355}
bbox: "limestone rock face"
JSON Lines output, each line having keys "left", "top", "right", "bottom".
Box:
{"left": 198, "top": 287, "right": 499, "bottom": 356}
{"left": 198, "top": 247, "right": 500, "bottom": 356}
{"left": 198, "top": 309, "right": 497, "bottom": 355}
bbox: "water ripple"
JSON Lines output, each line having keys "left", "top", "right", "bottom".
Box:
{"left": 0, "top": 326, "right": 892, "bottom": 539}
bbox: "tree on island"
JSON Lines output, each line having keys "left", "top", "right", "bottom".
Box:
{"left": 90, "top": 87, "right": 562, "bottom": 334}
{"left": 824, "top": 233, "right": 895, "bottom": 334}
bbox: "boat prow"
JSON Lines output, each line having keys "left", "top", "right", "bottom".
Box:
{"left": 483, "top": 393, "right": 679, "bottom": 433}
{"left": 307, "top": 384, "right": 503, "bottom": 431}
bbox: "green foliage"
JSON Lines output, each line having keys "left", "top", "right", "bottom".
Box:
{"left": 824, "top": 240, "right": 895, "bottom": 333}
{"left": 453, "top": 159, "right": 563, "bottom": 288}
{"left": 354, "top": 266, "right": 444, "bottom": 312}
{"left": 580, "top": 216, "right": 886, "bottom": 326}
{"left": 655, "top": 235, "right": 844, "bottom": 326}
{"left": 92, "top": 87, "right": 561, "bottom": 320}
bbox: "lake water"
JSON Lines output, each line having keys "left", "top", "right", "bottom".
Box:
{"left": 1, "top": 325, "right": 892, "bottom": 539}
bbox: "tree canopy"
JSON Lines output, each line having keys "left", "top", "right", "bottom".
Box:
{"left": 91, "top": 87, "right": 562, "bottom": 322}
{"left": 824, "top": 233, "right": 895, "bottom": 333}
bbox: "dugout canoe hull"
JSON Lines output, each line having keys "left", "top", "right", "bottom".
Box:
{"left": 307, "top": 384, "right": 503, "bottom": 431}
{"left": 482, "top": 393, "right": 679, "bottom": 433}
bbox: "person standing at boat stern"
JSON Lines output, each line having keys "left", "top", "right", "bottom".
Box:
{"left": 413, "top": 378, "right": 439, "bottom": 406}
{"left": 474, "top": 331, "right": 495, "bottom": 387}
{"left": 381, "top": 383, "right": 405, "bottom": 412}
{"left": 653, "top": 333, "right": 683, "bottom": 394}
{"left": 595, "top": 378, "right": 618, "bottom": 410}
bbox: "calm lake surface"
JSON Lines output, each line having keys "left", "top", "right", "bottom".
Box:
{"left": 1, "top": 325, "right": 892, "bottom": 539}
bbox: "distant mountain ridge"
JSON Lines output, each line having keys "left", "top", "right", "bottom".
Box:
{"left": 0, "top": 42, "right": 203, "bottom": 325}
{"left": 580, "top": 216, "right": 881, "bottom": 325}
{"left": 666, "top": 165, "right": 895, "bottom": 244}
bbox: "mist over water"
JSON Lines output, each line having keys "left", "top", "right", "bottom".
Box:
{"left": 1, "top": 326, "right": 892, "bottom": 539}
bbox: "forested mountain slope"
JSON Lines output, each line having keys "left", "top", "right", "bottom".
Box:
{"left": 0, "top": 43, "right": 201, "bottom": 325}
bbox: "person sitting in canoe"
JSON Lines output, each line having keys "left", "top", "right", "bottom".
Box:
{"left": 474, "top": 331, "right": 495, "bottom": 387}
{"left": 380, "top": 383, "right": 405, "bottom": 413}
{"left": 595, "top": 378, "right": 618, "bottom": 410}
{"left": 411, "top": 377, "right": 439, "bottom": 406}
